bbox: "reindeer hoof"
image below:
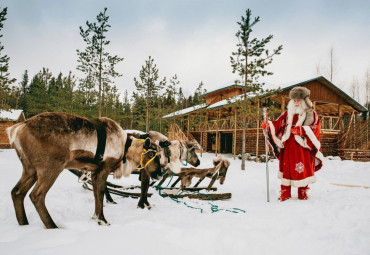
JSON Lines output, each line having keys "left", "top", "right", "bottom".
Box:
{"left": 137, "top": 203, "right": 152, "bottom": 210}
{"left": 92, "top": 214, "right": 110, "bottom": 226}
{"left": 97, "top": 220, "right": 111, "bottom": 226}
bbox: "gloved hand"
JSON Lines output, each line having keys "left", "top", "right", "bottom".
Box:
{"left": 291, "top": 126, "right": 303, "bottom": 136}
{"left": 261, "top": 122, "right": 269, "bottom": 129}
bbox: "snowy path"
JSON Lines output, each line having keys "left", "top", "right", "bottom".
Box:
{"left": 0, "top": 149, "right": 369, "bottom": 255}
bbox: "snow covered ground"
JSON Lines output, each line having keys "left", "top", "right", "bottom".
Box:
{"left": 0, "top": 149, "right": 369, "bottom": 255}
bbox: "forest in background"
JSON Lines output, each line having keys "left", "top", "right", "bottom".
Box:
{"left": 1, "top": 6, "right": 369, "bottom": 137}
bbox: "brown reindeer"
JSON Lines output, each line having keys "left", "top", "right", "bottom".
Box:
{"left": 129, "top": 131, "right": 201, "bottom": 172}
{"left": 7, "top": 112, "right": 164, "bottom": 228}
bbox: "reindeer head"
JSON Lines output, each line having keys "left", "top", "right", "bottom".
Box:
{"left": 183, "top": 141, "right": 201, "bottom": 167}
{"left": 122, "top": 137, "right": 165, "bottom": 180}
{"left": 141, "top": 137, "right": 166, "bottom": 181}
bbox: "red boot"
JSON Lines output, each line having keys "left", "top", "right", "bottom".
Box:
{"left": 298, "top": 186, "right": 310, "bottom": 200}
{"left": 278, "top": 185, "right": 291, "bottom": 201}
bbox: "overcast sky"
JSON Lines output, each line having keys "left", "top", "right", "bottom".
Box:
{"left": 2, "top": 0, "right": 370, "bottom": 103}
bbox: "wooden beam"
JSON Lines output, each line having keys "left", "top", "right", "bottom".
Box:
{"left": 281, "top": 96, "right": 285, "bottom": 113}
{"left": 338, "top": 104, "right": 343, "bottom": 131}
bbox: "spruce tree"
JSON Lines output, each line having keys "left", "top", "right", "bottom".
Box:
{"left": 230, "top": 9, "right": 283, "bottom": 170}
{"left": 192, "top": 81, "right": 207, "bottom": 106}
{"left": 0, "top": 7, "right": 16, "bottom": 110}
{"left": 26, "top": 69, "right": 51, "bottom": 117}
{"left": 76, "top": 7, "right": 124, "bottom": 117}
{"left": 178, "top": 87, "right": 185, "bottom": 109}
{"left": 165, "top": 74, "right": 179, "bottom": 108}
{"left": 19, "top": 70, "right": 29, "bottom": 111}
{"left": 134, "top": 56, "right": 166, "bottom": 132}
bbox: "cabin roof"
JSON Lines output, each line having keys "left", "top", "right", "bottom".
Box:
{"left": 162, "top": 103, "right": 207, "bottom": 119}
{"left": 201, "top": 84, "right": 244, "bottom": 97}
{"left": 163, "top": 76, "right": 368, "bottom": 119}
{"left": 0, "top": 109, "right": 25, "bottom": 122}
{"left": 277, "top": 76, "right": 367, "bottom": 112}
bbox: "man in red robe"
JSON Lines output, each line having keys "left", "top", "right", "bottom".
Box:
{"left": 263, "top": 86, "right": 323, "bottom": 201}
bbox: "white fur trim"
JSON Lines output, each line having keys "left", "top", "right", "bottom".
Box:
{"left": 278, "top": 171, "right": 316, "bottom": 187}
{"left": 294, "top": 135, "right": 311, "bottom": 149}
{"left": 302, "top": 126, "right": 323, "bottom": 167}
{"left": 302, "top": 126, "right": 321, "bottom": 150}
{"left": 281, "top": 124, "right": 291, "bottom": 143}
{"left": 268, "top": 120, "right": 283, "bottom": 148}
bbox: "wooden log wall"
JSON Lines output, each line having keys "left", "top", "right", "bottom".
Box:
{"left": 320, "top": 132, "right": 339, "bottom": 156}
{"left": 213, "top": 129, "right": 339, "bottom": 157}
{"left": 234, "top": 129, "right": 267, "bottom": 156}
{"left": 0, "top": 121, "right": 14, "bottom": 149}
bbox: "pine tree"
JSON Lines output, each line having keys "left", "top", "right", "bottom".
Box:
{"left": 165, "top": 74, "right": 179, "bottom": 108}
{"left": 132, "top": 91, "right": 146, "bottom": 131}
{"left": 178, "top": 87, "right": 185, "bottom": 109}
{"left": 121, "top": 89, "right": 132, "bottom": 129}
{"left": 230, "top": 9, "right": 283, "bottom": 170}
{"left": 0, "top": 7, "right": 16, "bottom": 110}
{"left": 76, "top": 7, "right": 124, "bottom": 118}
{"left": 192, "top": 81, "right": 207, "bottom": 106}
{"left": 134, "top": 56, "right": 166, "bottom": 132}
{"left": 26, "top": 68, "right": 51, "bottom": 117}
{"left": 19, "top": 70, "right": 29, "bottom": 111}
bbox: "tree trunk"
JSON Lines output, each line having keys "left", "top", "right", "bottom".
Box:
{"left": 146, "top": 99, "right": 149, "bottom": 133}
{"left": 98, "top": 39, "right": 103, "bottom": 118}
{"left": 241, "top": 114, "right": 246, "bottom": 170}
{"left": 241, "top": 51, "right": 248, "bottom": 170}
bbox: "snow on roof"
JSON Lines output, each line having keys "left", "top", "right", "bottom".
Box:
{"left": 163, "top": 93, "right": 261, "bottom": 118}
{"left": 201, "top": 84, "right": 244, "bottom": 97}
{"left": 207, "top": 94, "right": 244, "bottom": 109}
{"left": 162, "top": 103, "right": 207, "bottom": 119}
{"left": 0, "top": 109, "right": 24, "bottom": 121}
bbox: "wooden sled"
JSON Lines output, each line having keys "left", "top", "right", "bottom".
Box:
{"left": 151, "top": 156, "right": 232, "bottom": 200}
{"left": 69, "top": 156, "right": 232, "bottom": 202}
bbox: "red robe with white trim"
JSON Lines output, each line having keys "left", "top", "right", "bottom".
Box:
{"left": 267, "top": 110, "right": 323, "bottom": 188}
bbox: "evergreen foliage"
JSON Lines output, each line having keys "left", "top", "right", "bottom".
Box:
{"left": 76, "top": 7, "right": 124, "bottom": 117}
{"left": 134, "top": 56, "right": 166, "bottom": 132}
{"left": 0, "top": 7, "right": 16, "bottom": 110}
{"left": 230, "top": 9, "right": 283, "bottom": 169}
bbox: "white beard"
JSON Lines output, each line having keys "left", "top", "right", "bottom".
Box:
{"left": 287, "top": 100, "right": 307, "bottom": 116}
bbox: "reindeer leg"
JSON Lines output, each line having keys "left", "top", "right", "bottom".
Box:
{"left": 29, "top": 168, "right": 63, "bottom": 229}
{"left": 11, "top": 166, "right": 37, "bottom": 226}
{"left": 138, "top": 170, "right": 151, "bottom": 209}
{"left": 105, "top": 189, "right": 116, "bottom": 204}
{"left": 91, "top": 166, "right": 111, "bottom": 225}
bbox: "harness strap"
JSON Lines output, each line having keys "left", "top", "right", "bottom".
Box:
{"left": 137, "top": 149, "right": 158, "bottom": 170}
{"left": 122, "top": 137, "right": 133, "bottom": 163}
{"left": 90, "top": 119, "right": 107, "bottom": 163}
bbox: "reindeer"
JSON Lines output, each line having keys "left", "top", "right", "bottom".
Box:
{"left": 7, "top": 112, "right": 168, "bottom": 228}
{"left": 129, "top": 131, "right": 201, "bottom": 172}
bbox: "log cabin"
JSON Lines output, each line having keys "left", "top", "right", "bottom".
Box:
{"left": 163, "top": 76, "right": 369, "bottom": 161}
{"left": 0, "top": 110, "right": 26, "bottom": 149}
